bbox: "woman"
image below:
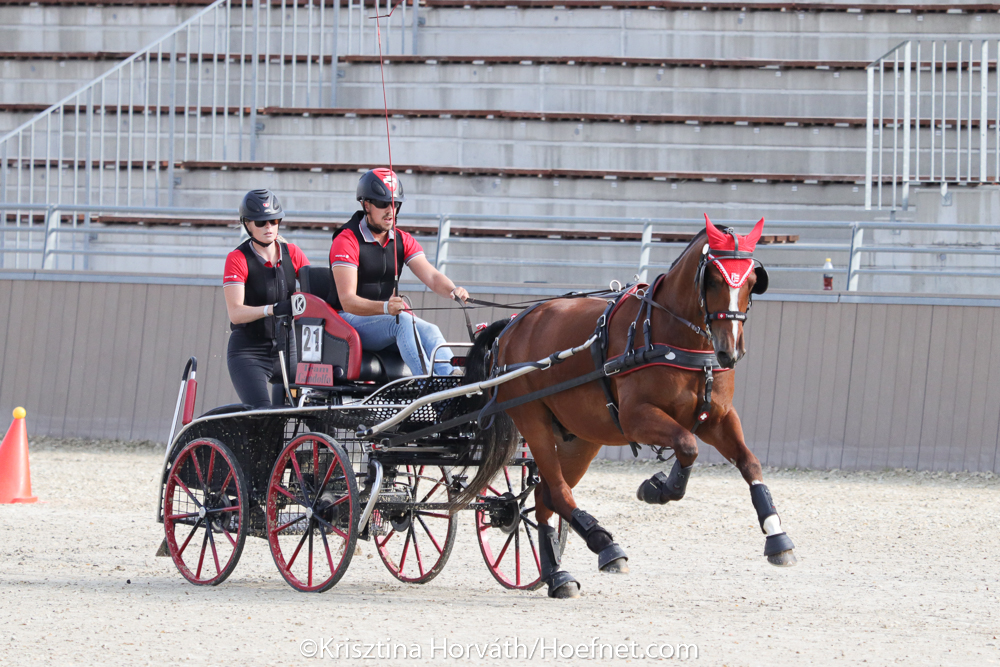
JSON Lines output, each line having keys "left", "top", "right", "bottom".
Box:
{"left": 223, "top": 189, "right": 310, "bottom": 409}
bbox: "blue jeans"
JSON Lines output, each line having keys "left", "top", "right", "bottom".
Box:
{"left": 340, "top": 312, "right": 454, "bottom": 376}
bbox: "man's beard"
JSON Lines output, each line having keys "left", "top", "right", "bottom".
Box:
{"left": 366, "top": 215, "right": 392, "bottom": 234}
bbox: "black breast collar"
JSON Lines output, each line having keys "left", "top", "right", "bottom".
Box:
{"left": 590, "top": 273, "right": 732, "bottom": 445}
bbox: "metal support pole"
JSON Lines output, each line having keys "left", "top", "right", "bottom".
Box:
{"left": 865, "top": 66, "right": 875, "bottom": 210}
{"left": 411, "top": 0, "right": 419, "bottom": 55}
{"left": 42, "top": 205, "right": 59, "bottom": 269}
{"left": 434, "top": 214, "right": 450, "bottom": 273}
{"left": 981, "top": 40, "right": 989, "bottom": 182}
{"left": 637, "top": 219, "right": 652, "bottom": 282}
{"left": 331, "top": 0, "right": 340, "bottom": 107}
{"left": 902, "top": 41, "right": 912, "bottom": 209}
{"left": 847, "top": 224, "right": 864, "bottom": 291}
{"left": 84, "top": 88, "right": 94, "bottom": 269}
{"left": 249, "top": 0, "right": 260, "bottom": 161}
{"left": 167, "top": 35, "right": 178, "bottom": 207}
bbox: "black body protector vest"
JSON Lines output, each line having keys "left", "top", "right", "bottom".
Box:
{"left": 328, "top": 211, "right": 406, "bottom": 310}
{"left": 230, "top": 239, "right": 296, "bottom": 341}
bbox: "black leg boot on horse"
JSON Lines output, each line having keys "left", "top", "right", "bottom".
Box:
{"left": 569, "top": 508, "right": 629, "bottom": 574}
{"left": 538, "top": 522, "right": 581, "bottom": 599}
{"left": 637, "top": 458, "right": 693, "bottom": 504}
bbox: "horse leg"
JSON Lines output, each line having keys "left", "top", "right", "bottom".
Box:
{"left": 554, "top": 436, "right": 630, "bottom": 575}
{"left": 698, "top": 410, "right": 798, "bottom": 567}
{"left": 517, "top": 407, "right": 582, "bottom": 598}
{"left": 618, "top": 402, "right": 699, "bottom": 505}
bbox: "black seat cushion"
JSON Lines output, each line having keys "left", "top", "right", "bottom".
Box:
{"left": 358, "top": 347, "right": 412, "bottom": 382}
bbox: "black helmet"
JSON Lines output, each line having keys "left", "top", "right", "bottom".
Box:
{"left": 239, "top": 188, "right": 284, "bottom": 222}
{"left": 356, "top": 168, "right": 405, "bottom": 205}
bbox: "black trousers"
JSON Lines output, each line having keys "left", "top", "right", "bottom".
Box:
{"left": 227, "top": 328, "right": 291, "bottom": 409}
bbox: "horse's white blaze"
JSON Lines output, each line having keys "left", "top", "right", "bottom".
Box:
{"left": 762, "top": 514, "right": 784, "bottom": 536}
{"left": 728, "top": 286, "right": 740, "bottom": 343}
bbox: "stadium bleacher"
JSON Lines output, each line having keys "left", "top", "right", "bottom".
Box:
{"left": 1, "top": 0, "right": 998, "bottom": 287}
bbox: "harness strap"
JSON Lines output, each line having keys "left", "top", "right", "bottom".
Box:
{"left": 691, "top": 366, "right": 714, "bottom": 435}
{"left": 588, "top": 297, "right": 641, "bottom": 457}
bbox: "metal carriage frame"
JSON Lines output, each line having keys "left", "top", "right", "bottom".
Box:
{"left": 155, "top": 352, "right": 573, "bottom": 593}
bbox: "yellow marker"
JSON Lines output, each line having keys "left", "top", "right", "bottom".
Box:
{"left": 12, "top": 407, "right": 25, "bottom": 420}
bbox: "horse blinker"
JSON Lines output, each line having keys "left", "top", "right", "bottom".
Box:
{"left": 752, "top": 266, "right": 769, "bottom": 295}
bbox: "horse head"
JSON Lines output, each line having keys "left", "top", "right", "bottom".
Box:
{"left": 687, "top": 215, "right": 768, "bottom": 368}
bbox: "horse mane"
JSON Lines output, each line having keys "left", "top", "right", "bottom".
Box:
{"left": 667, "top": 228, "right": 708, "bottom": 272}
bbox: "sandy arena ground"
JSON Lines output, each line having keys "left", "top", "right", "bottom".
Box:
{"left": 1, "top": 438, "right": 998, "bottom": 666}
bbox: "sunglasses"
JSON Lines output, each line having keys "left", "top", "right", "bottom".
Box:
{"left": 367, "top": 200, "right": 402, "bottom": 212}
{"left": 252, "top": 218, "right": 281, "bottom": 228}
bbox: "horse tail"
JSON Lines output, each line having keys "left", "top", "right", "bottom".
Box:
{"left": 450, "top": 318, "right": 520, "bottom": 511}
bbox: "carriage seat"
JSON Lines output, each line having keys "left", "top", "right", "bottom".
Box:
{"left": 294, "top": 266, "right": 411, "bottom": 385}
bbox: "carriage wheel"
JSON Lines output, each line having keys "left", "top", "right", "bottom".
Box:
{"left": 373, "top": 465, "right": 458, "bottom": 584}
{"left": 475, "top": 459, "right": 568, "bottom": 591}
{"left": 163, "top": 438, "right": 249, "bottom": 586}
{"left": 266, "top": 433, "right": 359, "bottom": 593}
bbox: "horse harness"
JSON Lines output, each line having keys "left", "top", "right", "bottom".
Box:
{"left": 473, "top": 241, "right": 767, "bottom": 456}
{"left": 590, "top": 275, "right": 724, "bottom": 457}
{"left": 589, "top": 236, "right": 768, "bottom": 452}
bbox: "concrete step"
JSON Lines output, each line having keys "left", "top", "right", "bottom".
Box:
{"left": 413, "top": 6, "right": 998, "bottom": 61}
{"left": 338, "top": 60, "right": 869, "bottom": 117}
{"left": 170, "top": 164, "right": 874, "bottom": 216}
{"left": 0, "top": 6, "right": 199, "bottom": 52}
{"left": 1, "top": 160, "right": 874, "bottom": 216}
{"left": 1, "top": 57, "right": 870, "bottom": 116}
{"left": 0, "top": 107, "right": 872, "bottom": 175}
{"left": 247, "top": 113, "right": 868, "bottom": 175}
{"left": 1, "top": 4, "right": 994, "bottom": 58}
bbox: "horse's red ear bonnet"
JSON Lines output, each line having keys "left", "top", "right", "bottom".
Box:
{"left": 704, "top": 214, "right": 764, "bottom": 289}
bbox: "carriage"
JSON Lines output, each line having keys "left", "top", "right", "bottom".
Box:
{"left": 154, "top": 266, "right": 569, "bottom": 592}
{"left": 155, "top": 218, "right": 798, "bottom": 597}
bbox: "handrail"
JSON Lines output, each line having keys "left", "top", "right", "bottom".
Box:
{"left": 4, "top": 203, "right": 1000, "bottom": 293}
{"left": 865, "top": 37, "right": 1000, "bottom": 211}
{"left": 0, "top": 0, "right": 228, "bottom": 147}
{"left": 0, "top": 0, "right": 418, "bottom": 214}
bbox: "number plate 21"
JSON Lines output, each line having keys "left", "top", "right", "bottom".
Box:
{"left": 300, "top": 324, "right": 323, "bottom": 362}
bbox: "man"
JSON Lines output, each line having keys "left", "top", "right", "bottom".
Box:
{"left": 329, "top": 168, "right": 469, "bottom": 375}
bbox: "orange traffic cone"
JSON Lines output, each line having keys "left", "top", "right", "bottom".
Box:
{"left": 0, "top": 407, "right": 37, "bottom": 504}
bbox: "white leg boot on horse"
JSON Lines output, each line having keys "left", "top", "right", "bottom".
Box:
{"left": 694, "top": 410, "right": 797, "bottom": 567}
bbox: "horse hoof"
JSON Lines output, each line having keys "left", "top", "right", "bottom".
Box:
{"left": 546, "top": 571, "right": 581, "bottom": 598}
{"left": 550, "top": 581, "right": 582, "bottom": 598}
{"left": 600, "top": 557, "right": 629, "bottom": 574}
{"left": 767, "top": 549, "right": 798, "bottom": 567}
{"left": 636, "top": 474, "right": 670, "bottom": 505}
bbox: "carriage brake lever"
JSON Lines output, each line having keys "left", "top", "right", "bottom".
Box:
{"left": 358, "top": 460, "right": 384, "bottom": 532}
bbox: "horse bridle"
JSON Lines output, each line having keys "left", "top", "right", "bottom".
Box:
{"left": 638, "top": 229, "right": 769, "bottom": 344}
{"left": 695, "top": 228, "right": 769, "bottom": 333}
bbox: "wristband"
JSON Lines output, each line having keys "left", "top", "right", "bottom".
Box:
{"left": 264, "top": 304, "right": 271, "bottom": 317}
{"left": 383, "top": 300, "right": 389, "bottom": 314}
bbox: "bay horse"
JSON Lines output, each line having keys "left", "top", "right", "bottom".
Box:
{"left": 458, "top": 215, "right": 797, "bottom": 598}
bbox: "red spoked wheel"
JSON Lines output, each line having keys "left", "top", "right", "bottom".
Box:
{"left": 373, "top": 465, "right": 458, "bottom": 584}
{"left": 475, "top": 458, "right": 568, "bottom": 591}
{"left": 266, "top": 433, "right": 359, "bottom": 593}
{"left": 163, "top": 438, "right": 249, "bottom": 586}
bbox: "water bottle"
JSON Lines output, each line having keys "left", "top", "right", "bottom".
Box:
{"left": 823, "top": 258, "right": 834, "bottom": 291}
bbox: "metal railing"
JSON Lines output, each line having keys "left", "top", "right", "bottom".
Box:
{"left": 865, "top": 38, "right": 1000, "bottom": 211}
{"left": 0, "top": 0, "right": 418, "bottom": 216}
{"left": 6, "top": 203, "right": 1000, "bottom": 292}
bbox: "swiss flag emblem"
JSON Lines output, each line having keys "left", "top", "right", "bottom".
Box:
{"left": 373, "top": 168, "right": 398, "bottom": 193}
